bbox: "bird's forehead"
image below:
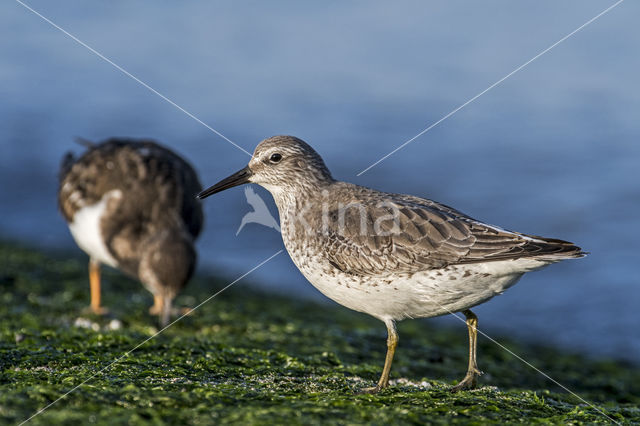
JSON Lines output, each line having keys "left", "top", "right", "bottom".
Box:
{"left": 250, "top": 145, "right": 276, "bottom": 166}
{"left": 252, "top": 145, "right": 278, "bottom": 158}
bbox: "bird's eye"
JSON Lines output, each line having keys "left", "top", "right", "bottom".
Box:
{"left": 269, "top": 153, "right": 282, "bottom": 163}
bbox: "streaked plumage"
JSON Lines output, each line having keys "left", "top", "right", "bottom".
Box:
{"left": 58, "top": 138, "right": 203, "bottom": 326}
{"left": 198, "top": 135, "right": 585, "bottom": 392}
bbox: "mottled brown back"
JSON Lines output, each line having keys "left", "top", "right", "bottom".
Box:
{"left": 58, "top": 138, "right": 203, "bottom": 238}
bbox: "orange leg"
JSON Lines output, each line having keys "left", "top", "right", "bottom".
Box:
{"left": 149, "top": 294, "right": 173, "bottom": 328}
{"left": 149, "top": 294, "right": 163, "bottom": 315}
{"left": 89, "top": 259, "right": 108, "bottom": 315}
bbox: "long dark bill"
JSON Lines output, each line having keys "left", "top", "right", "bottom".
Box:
{"left": 197, "top": 166, "right": 253, "bottom": 199}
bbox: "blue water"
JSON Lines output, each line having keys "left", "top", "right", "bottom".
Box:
{"left": 1, "top": 1, "right": 638, "bottom": 362}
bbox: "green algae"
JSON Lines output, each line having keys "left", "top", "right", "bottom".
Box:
{"left": 0, "top": 241, "right": 638, "bottom": 425}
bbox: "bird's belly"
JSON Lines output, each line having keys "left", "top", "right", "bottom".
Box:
{"left": 68, "top": 191, "right": 120, "bottom": 268}
{"left": 295, "top": 255, "right": 549, "bottom": 321}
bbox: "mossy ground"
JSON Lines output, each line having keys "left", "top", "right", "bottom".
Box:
{"left": 0, "top": 241, "right": 638, "bottom": 425}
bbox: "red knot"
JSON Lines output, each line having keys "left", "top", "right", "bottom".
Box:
{"left": 198, "top": 135, "right": 585, "bottom": 393}
{"left": 59, "top": 138, "right": 203, "bottom": 327}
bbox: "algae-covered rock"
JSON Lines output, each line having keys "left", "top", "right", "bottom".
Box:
{"left": 0, "top": 241, "right": 637, "bottom": 424}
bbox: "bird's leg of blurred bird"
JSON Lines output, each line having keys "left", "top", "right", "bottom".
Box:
{"left": 88, "top": 259, "right": 107, "bottom": 315}
{"left": 159, "top": 295, "right": 172, "bottom": 328}
{"left": 149, "top": 295, "right": 163, "bottom": 315}
{"left": 153, "top": 293, "right": 190, "bottom": 320}
{"left": 359, "top": 319, "right": 398, "bottom": 394}
{"left": 451, "top": 309, "right": 483, "bottom": 392}
{"left": 149, "top": 294, "right": 170, "bottom": 327}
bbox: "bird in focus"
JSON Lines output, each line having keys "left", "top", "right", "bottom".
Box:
{"left": 58, "top": 138, "right": 203, "bottom": 327}
{"left": 197, "top": 135, "right": 585, "bottom": 393}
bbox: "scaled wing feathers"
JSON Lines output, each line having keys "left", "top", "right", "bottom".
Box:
{"left": 322, "top": 185, "right": 582, "bottom": 276}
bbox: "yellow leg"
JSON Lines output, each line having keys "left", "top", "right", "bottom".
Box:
{"left": 359, "top": 319, "right": 398, "bottom": 394}
{"left": 88, "top": 259, "right": 108, "bottom": 315}
{"left": 451, "top": 309, "right": 483, "bottom": 392}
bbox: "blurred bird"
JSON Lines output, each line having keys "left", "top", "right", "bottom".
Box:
{"left": 58, "top": 138, "right": 203, "bottom": 327}
{"left": 236, "top": 186, "right": 281, "bottom": 235}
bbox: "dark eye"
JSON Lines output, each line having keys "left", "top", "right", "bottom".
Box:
{"left": 269, "top": 153, "right": 282, "bottom": 163}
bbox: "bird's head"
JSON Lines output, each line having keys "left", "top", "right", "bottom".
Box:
{"left": 197, "top": 135, "right": 333, "bottom": 200}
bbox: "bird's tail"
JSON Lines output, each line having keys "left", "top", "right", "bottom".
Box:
{"left": 522, "top": 235, "right": 587, "bottom": 261}
{"left": 74, "top": 136, "right": 95, "bottom": 148}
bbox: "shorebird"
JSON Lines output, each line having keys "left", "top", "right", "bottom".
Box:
{"left": 59, "top": 138, "right": 203, "bottom": 327}
{"left": 198, "top": 135, "right": 585, "bottom": 393}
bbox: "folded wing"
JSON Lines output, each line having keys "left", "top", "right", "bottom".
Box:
{"left": 323, "top": 187, "right": 584, "bottom": 276}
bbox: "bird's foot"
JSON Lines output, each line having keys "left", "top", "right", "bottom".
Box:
{"left": 450, "top": 369, "right": 483, "bottom": 393}
{"left": 357, "top": 385, "right": 382, "bottom": 395}
{"left": 356, "top": 382, "right": 390, "bottom": 395}
{"left": 83, "top": 305, "right": 109, "bottom": 316}
{"left": 150, "top": 305, "right": 190, "bottom": 317}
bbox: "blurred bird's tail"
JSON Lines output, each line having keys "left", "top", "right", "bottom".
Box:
{"left": 74, "top": 136, "right": 94, "bottom": 148}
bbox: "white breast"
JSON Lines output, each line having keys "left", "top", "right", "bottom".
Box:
{"left": 291, "top": 248, "right": 550, "bottom": 322}
{"left": 68, "top": 190, "right": 121, "bottom": 268}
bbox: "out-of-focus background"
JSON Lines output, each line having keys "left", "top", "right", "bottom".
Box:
{"left": 1, "top": 1, "right": 638, "bottom": 361}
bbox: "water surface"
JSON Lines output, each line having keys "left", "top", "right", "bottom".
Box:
{"left": 1, "top": 1, "right": 638, "bottom": 361}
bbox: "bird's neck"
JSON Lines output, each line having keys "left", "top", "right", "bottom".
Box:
{"left": 264, "top": 181, "right": 340, "bottom": 245}
{"left": 265, "top": 179, "right": 333, "bottom": 214}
